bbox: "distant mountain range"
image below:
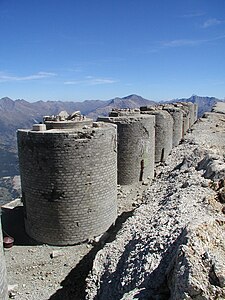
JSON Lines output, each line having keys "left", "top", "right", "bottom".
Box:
{"left": 0, "top": 94, "right": 222, "bottom": 178}
{"left": 87, "top": 94, "right": 156, "bottom": 119}
{"left": 169, "top": 95, "right": 219, "bottom": 118}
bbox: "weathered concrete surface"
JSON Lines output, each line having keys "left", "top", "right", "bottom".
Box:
{"left": 17, "top": 122, "right": 117, "bottom": 245}
{"left": 194, "top": 103, "right": 198, "bottom": 121}
{"left": 98, "top": 115, "right": 155, "bottom": 185}
{"left": 183, "top": 101, "right": 195, "bottom": 126}
{"left": 141, "top": 109, "right": 173, "bottom": 163}
{"left": 85, "top": 102, "right": 225, "bottom": 300}
{"left": 174, "top": 103, "right": 190, "bottom": 134}
{"left": 163, "top": 106, "right": 183, "bottom": 147}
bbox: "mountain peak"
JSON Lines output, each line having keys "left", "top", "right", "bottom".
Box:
{"left": 122, "top": 94, "right": 142, "bottom": 100}
{"left": 0, "top": 97, "right": 13, "bottom": 102}
{"left": 0, "top": 97, "right": 15, "bottom": 110}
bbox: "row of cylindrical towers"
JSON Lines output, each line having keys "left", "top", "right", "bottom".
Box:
{"left": 17, "top": 102, "right": 197, "bottom": 246}
{"left": 99, "top": 101, "right": 197, "bottom": 184}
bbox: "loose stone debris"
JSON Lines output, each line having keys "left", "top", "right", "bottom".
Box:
{"left": 43, "top": 110, "right": 84, "bottom": 122}
{"left": 3, "top": 103, "right": 225, "bottom": 300}
{"left": 85, "top": 104, "right": 225, "bottom": 300}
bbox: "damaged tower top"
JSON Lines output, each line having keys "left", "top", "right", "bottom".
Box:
{"left": 109, "top": 108, "right": 141, "bottom": 117}
{"left": 38, "top": 110, "right": 93, "bottom": 130}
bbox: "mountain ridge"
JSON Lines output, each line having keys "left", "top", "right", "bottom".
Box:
{"left": 0, "top": 94, "right": 222, "bottom": 177}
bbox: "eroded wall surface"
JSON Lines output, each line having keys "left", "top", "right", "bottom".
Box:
{"left": 17, "top": 124, "right": 117, "bottom": 245}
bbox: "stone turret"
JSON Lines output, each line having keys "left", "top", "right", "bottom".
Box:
{"left": 179, "top": 102, "right": 195, "bottom": 127}
{"left": 17, "top": 113, "right": 117, "bottom": 245}
{"left": 140, "top": 107, "right": 173, "bottom": 163}
{"left": 162, "top": 105, "right": 184, "bottom": 147}
{"left": 194, "top": 103, "right": 198, "bottom": 121}
{"left": 98, "top": 111, "right": 155, "bottom": 185}
{"left": 173, "top": 103, "right": 190, "bottom": 135}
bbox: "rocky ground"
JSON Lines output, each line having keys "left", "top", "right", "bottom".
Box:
{"left": 2, "top": 164, "right": 150, "bottom": 300}
{"left": 85, "top": 103, "right": 225, "bottom": 300}
{"left": 2, "top": 102, "right": 225, "bottom": 300}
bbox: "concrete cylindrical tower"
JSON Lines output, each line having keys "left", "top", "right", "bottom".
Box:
{"left": 98, "top": 114, "right": 155, "bottom": 185}
{"left": 0, "top": 214, "right": 8, "bottom": 300}
{"left": 163, "top": 106, "right": 183, "bottom": 148}
{"left": 181, "top": 109, "right": 190, "bottom": 135}
{"left": 173, "top": 103, "right": 190, "bottom": 136}
{"left": 17, "top": 121, "right": 117, "bottom": 245}
{"left": 180, "top": 102, "right": 195, "bottom": 127}
{"left": 140, "top": 108, "right": 173, "bottom": 163}
{"left": 194, "top": 103, "right": 198, "bottom": 121}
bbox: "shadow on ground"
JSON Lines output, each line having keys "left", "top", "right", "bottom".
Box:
{"left": 49, "top": 210, "right": 134, "bottom": 300}
{"left": 1, "top": 206, "right": 41, "bottom": 246}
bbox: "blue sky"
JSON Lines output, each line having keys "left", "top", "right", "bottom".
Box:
{"left": 0, "top": 0, "right": 225, "bottom": 102}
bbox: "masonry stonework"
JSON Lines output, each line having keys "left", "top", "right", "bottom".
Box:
{"left": 17, "top": 122, "right": 117, "bottom": 245}
{"left": 162, "top": 106, "right": 183, "bottom": 147}
{"left": 180, "top": 102, "right": 195, "bottom": 127}
{"left": 174, "top": 103, "right": 190, "bottom": 134}
{"left": 182, "top": 110, "right": 190, "bottom": 135}
{"left": 194, "top": 103, "right": 198, "bottom": 121}
{"left": 140, "top": 108, "right": 173, "bottom": 163}
{"left": 0, "top": 215, "right": 8, "bottom": 300}
{"left": 98, "top": 114, "right": 155, "bottom": 185}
